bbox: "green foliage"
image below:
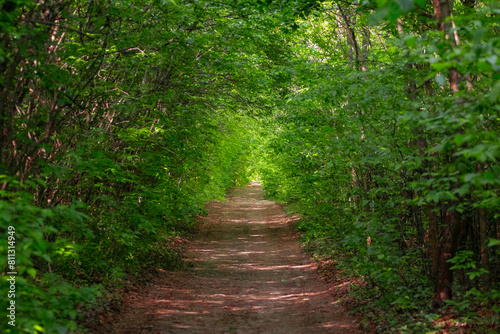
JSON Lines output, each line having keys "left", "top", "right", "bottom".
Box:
{"left": 0, "top": 0, "right": 266, "bottom": 332}
{"left": 0, "top": 182, "right": 101, "bottom": 333}
{"left": 1, "top": 0, "right": 499, "bottom": 332}
{"left": 257, "top": 0, "right": 500, "bottom": 332}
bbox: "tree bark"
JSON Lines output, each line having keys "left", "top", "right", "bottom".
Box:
{"left": 427, "top": 0, "right": 465, "bottom": 308}
{"left": 432, "top": 0, "right": 461, "bottom": 91}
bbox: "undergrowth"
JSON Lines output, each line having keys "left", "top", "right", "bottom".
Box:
{"left": 283, "top": 203, "right": 500, "bottom": 333}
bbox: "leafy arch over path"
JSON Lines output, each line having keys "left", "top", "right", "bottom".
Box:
{"left": 0, "top": 0, "right": 499, "bottom": 332}
{"left": 257, "top": 0, "right": 500, "bottom": 331}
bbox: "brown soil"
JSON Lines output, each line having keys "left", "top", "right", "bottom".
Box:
{"left": 100, "top": 183, "right": 364, "bottom": 334}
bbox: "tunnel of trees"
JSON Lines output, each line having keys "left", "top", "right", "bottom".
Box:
{"left": 0, "top": 0, "right": 499, "bottom": 332}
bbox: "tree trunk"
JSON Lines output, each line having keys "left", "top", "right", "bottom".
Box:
{"left": 477, "top": 163, "right": 491, "bottom": 289}
{"left": 432, "top": 0, "right": 461, "bottom": 91}
{"left": 427, "top": 0, "right": 465, "bottom": 308}
{"left": 432, "top": 208, "right": 463, "bottom": 308}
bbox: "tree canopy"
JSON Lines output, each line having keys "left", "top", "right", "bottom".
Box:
{"left": 0, "top": 0, "right": 499, "bottom": 332}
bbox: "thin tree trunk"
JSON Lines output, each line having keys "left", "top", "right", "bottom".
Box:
{"left": 477, "top": 163, "right": 491, "bottom": 289}
{"left": 432, "top": 0, "right": 461, "bottom": 91}
{"left": 478, "top": 208, "right": 491, "bottom": 289}
{"left": 428, "top": 0, "right": 465, "bottom": 308}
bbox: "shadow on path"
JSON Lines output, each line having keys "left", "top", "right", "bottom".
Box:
{"left": 108, "top": 183, "right": 363, "bottom": 334}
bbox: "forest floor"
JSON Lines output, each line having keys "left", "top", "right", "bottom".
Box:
{"left": 95, "top": 182, "right": 364, "bottom": 333}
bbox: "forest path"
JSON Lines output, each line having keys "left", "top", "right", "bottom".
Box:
{"left": 108, "top": 182, "right": 362, "bottom": 333}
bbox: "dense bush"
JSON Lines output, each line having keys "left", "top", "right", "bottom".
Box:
{"left": 0, "top": 0, "right": 265, "bottom": 332}
{"left": 1, "top": 0, "right": 498, "bottom": 332}
{"left": 257, "top": 0, "right": 500, "bottom": 332}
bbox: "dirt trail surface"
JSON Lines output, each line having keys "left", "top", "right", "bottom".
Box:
{"left": 107, "top": 183, "right": 363, "bottom": 334}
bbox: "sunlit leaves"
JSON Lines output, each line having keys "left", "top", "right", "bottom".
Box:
{"left": 258, "top": 0, "right": 500, "bottom": 331}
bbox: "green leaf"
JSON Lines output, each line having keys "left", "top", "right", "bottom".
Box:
{"left": 488, "top": 239, "right": 500, "bottom": 247}
{"left": 405, "top": 36, "right": 417, "bottom": 48}
{"left": 453, "top": 134, "right": 468, "bottom": 147}
{"left": 414, "top": 0, "right": 426, "bottom": 7}
{"left": 486, "top": 55, "right": 498, "bottom": 66}
{"left": 395, "top": 0, "right": 415, "bottom": 12}
{"left": 488, "top": 81, "right": 500, "bottom": 103}
{"left": 27, "top": 268, "right": 37, "bottom": 278}
{"left": 478, "top": 61, "right": 493, "bottom": 72}
{"left": 435, "top": 74, "right": 446, "bottom": 86}
{"left": 35, "top": 178, "right": 47, "bottom": 188}
{"left": 369, "top": 8, "right": 389, "bottom": 26}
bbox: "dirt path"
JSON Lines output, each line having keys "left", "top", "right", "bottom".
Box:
{"left": 107, "top": 183, "right": 363, "bottom": 333}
